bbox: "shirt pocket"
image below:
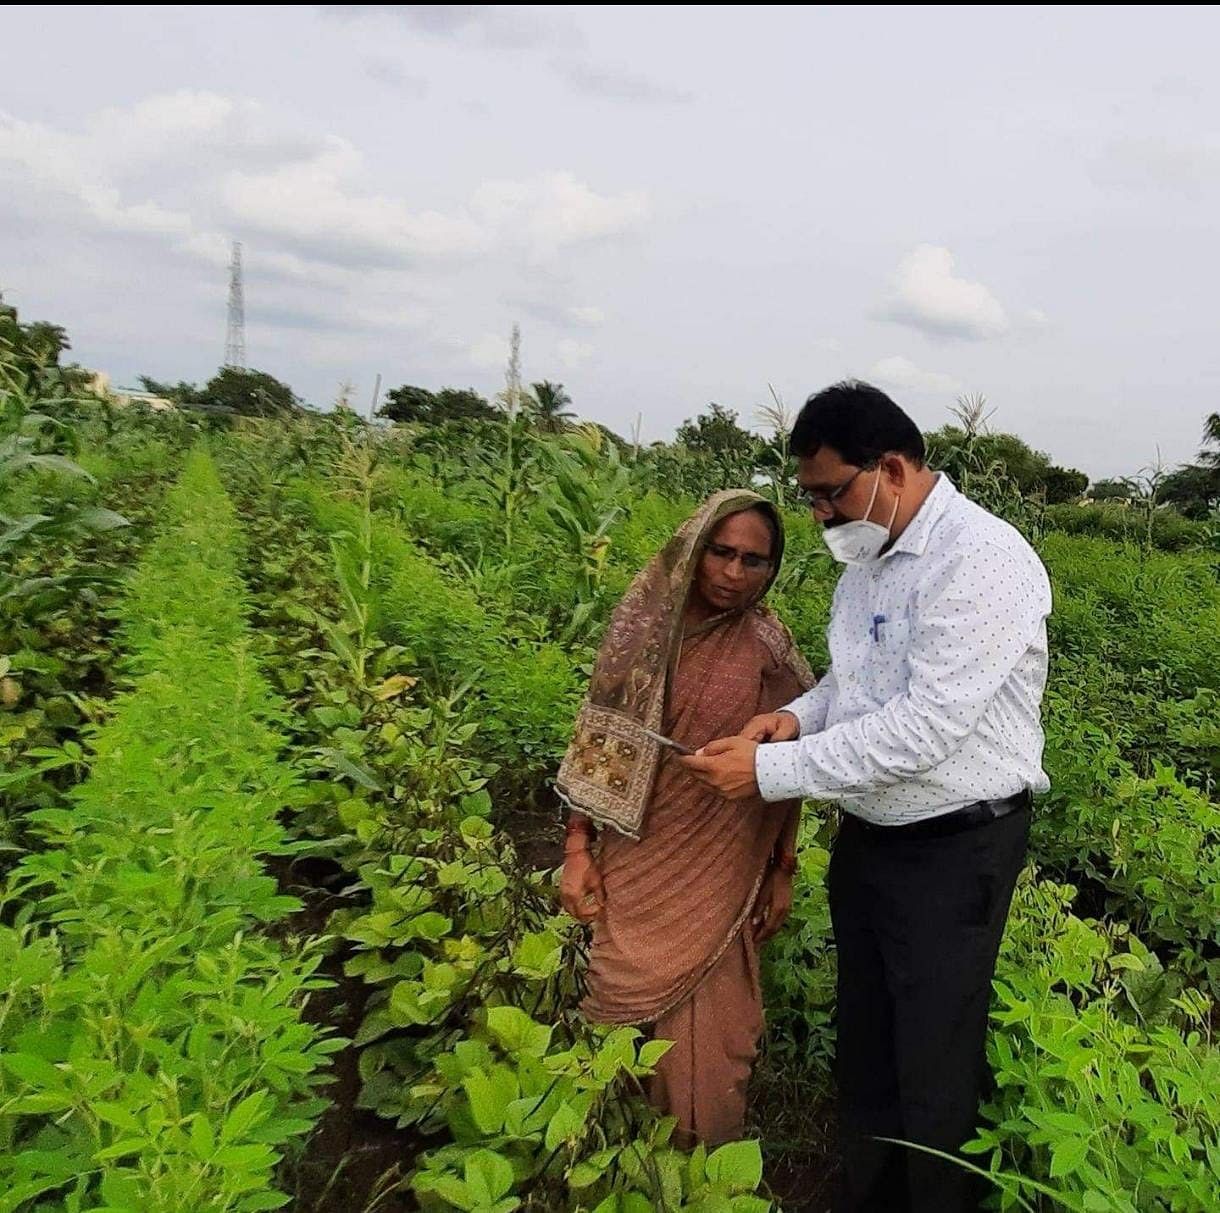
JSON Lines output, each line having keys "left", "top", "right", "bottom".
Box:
{"left": 863, "top": 616, "right": 911, "bottom": 702}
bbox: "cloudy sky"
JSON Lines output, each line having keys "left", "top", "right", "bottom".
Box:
{"left": 3, "top": 5, "right": 1219, "bottom": 478}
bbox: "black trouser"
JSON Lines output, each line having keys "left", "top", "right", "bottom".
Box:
{"left": 828, "top": 805, "right": 1031, "bottom": 1213}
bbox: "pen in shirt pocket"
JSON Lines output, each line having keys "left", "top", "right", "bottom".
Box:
{"left": 870, "top": 614, "right": 886, "bottom": 643}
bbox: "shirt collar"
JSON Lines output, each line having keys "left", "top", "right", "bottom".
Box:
{"left": 883, "top": 472, "right": 956, "bottom": 560}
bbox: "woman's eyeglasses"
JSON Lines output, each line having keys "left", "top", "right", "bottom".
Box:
{"left": 703, "top": 542, "right": 774, "bottom": 571}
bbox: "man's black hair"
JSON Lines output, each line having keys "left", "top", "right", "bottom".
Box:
{"left": 790, "top": 380, "right": 925, "bottom": 467}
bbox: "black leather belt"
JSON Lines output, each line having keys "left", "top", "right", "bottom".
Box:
{"left": 848, "top": 789, "right": 1032, "bottom": 841}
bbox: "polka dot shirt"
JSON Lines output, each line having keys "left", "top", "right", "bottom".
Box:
{"left": 754, "top": 474, "right": 1052, "bottom": 825}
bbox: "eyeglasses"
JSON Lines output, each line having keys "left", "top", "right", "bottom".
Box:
{"left": 797, "top": 467, "right": 867, "bottom": 513}
{"left": 703, "top": 542, "right": 774, "bottom": 571}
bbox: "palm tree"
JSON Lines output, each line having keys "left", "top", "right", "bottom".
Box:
{"left": 1202, "top": 412, "right": 1220, "bottom": 468}
{"left": 528, "top": 381, "right": 577, "bottom": 434}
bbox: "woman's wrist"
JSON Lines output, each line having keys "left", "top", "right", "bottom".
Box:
{"left": 565, "top": 814, "right": 594, "bottom": 856}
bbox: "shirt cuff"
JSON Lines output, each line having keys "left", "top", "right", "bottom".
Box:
{"left": 781, "top": 692, "right": 821, "bottom": 738}
{"left": 754, "top": 740, "right": 806, "bottom": 802}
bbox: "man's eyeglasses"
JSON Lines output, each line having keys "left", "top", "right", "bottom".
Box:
{"left": 797, "top": 467, "right": 867, "bottom": 513}
{"left": 703, "top": 542, "right": 774, "bottom": 571}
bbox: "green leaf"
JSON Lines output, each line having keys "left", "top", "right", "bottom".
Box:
{"left": 76, "top": 507, "right": 130, "bottom": 532}
{"left": 1050, "top": 1136, "right": 1089, "bottom": 1179}
{"left": 706, "top": 1140, "right": 764, "bottom": 1193}
{"left": 222, "top": 1089, "right": 270, "bottom": 1144}
{"left": 411, "top": 911, "right": 453, "bottom": 942}
{"left": 213, "top": 1143, "right": 279, "bottom": 1170}
{"left": 6, "top": 1092, "right": 74, "bottom": 1114}
{"left": 486, "top": 1005, "right": 552, "bottom": 1058}
{"left": 544, "top": 1100, "right": 587, "bottom": 1152}
{"left": 638, "top": 1039, "right": 674, "bottom": 1069}
{"left": 463, "top": 1065, "right": 519, "bottom": 1135}
{"left": 0, "top": 1179, "right": 73, "bottom": 1213}
{"left": 688, "top": 1142, "right": 708, "bottom": 1187}
{"left": 190, "top": 1113, "right": 216, "bottom": 1160}
{"left": 317, "top": 747, "right": 384, "bottom": 791}
{"left": 2, "top": 1052, "right": 67, "bottom": 1088}
{"left": 511, "top": 930, "right": 562, "bottom": 979}
{"left": 428, "top": 1174, "right": 476, "bottom": 1211}
{"left": 239, "top": 1194, "right": 292, "bottom": 1211}
{"left": 100, "top": 1173, "right": 142, "bottom": 1208}
{"left": 95, "top": 1137, "right": 147, "bottom": 1162}
{"left": 465, "top": 1149, "right": 515, "bottom": 1205}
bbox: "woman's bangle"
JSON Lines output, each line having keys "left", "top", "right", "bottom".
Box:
{"left": 565, "top": 815, "right": 594, "bottom": 855}
{"left": 773, "top": 851, "right": 797, "bottom": 876}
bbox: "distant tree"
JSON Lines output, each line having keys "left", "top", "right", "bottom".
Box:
{"left": 677, "top": 403, "right": 759, "bottom": 459}
{"left": 649, "top": 403, "right": 767, "bottom": 497}
{"left": 528, "top": 380, "right": 577, "bottom": 433}
{"left": 138, "top": 376, "right": 204, "bottom": 407}
{"left": 138, "top": 368, "right": 302, "bottom": 417}
{"left": 1202, "top": 412, "right": 1220, "bottom": 469}
{"left": 1042, "top": 465, "right": 1089, "bottom": 504}
{"left": 379, "top": 384, "right": 496, "bottom": 425}
{"left": 379, "top": 385, "right": 435, "bottom": 424}
{"left": 203, "top": 368, "right": 301, "bottom": 417}
{"left": 434, "top": 387, "right": 497, "bottom": 422}
{"left": 0, "top": 294, "right": 92, "bottom": 393}
{"left": 926, "top": 423, "right": 1087, "bottom": 501}
{"left": 1159, "top": 464, "right": 1220, "bottom": 520}
{"left": 1091, "top": 477, "right": 1137, "bottom": 502}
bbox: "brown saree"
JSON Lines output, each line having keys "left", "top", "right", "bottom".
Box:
{"left": 556, "top": 491, "right": 814, "bottom": 1144}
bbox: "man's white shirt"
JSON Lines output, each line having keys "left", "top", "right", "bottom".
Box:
{"left": 754, "top": 474, "right": 1052, "bottom": 824}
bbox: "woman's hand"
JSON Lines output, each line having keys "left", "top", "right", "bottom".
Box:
{"left": 740, "top": 710, "right": 800, "bottom": 743}
{"left": 560, "top": 848, "right": 606, "bottom": 923}
{"left": 752, "top": 866, "right": 794, "bottom": 943}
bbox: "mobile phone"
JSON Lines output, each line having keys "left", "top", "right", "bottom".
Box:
{"left": 641, "top": 727, "right": 695, "bottom": 756}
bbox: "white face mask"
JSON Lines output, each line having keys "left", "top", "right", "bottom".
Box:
{"left": 821, "top": 468, "right": 900, "bottom": 566}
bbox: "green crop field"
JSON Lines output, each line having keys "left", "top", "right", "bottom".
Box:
{"left": 3, "top": 308, "right": 1219, "bottom": 1213}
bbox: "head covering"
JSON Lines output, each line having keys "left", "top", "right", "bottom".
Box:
{"left": 556, "top": 489, "right": 813, "bottom": 839}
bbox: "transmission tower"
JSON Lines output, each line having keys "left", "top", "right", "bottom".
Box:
{"left": 223, "top": 241, "right": 247, "bottom": 369}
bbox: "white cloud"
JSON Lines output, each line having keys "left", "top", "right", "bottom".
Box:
{"left": 0, "top": 108, "right": 196, "bottom": 237}
{"left": 557, "top": 338, "right": 595, "bottom": 367}
{"left": 880, "top": 244, "right": 1011, "bottom": 341}
{"left": 811, "top": 336, "right": 842, "bottom": 354}
{"left": 470, "top": 171, "right": 649, "bottom": 258}
{"left": 220, "top": 138, "right": 489, "bottom": 264}
{"left": 867, "top": 355, "right": 962, "bottom": 395}
{"left": 1, "top": 93, "right": 650, "bottom": 274}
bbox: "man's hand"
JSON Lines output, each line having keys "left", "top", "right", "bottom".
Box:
{"left": 680, "top": 736, "right": 761, "bottom": 800}
{"left": 559, "top": 850, "right": 605, "bottom": 923}
{"left": 752, "top": 866, "right": 794, "bottom": 943}
{"left": 740, "top": 710, "right": 800, "bottom": 743}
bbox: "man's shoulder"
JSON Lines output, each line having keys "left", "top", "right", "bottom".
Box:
{"left": 933, "top": 495, "right": 1048, "bottom": 579}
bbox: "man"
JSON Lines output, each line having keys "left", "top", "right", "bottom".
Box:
{"left": 682, "top": 381, "right": 1051, "bottom": 1213}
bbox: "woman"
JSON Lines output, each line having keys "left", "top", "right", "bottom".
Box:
{"left": 556, "top": 489, "right": 814, "bottom": 1146}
